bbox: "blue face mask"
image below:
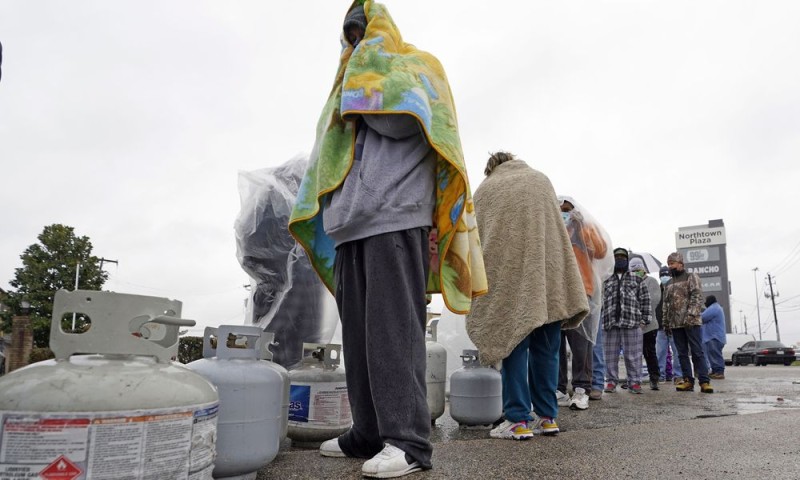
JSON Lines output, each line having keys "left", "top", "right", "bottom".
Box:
{"left": 561, "top": 212, "right": 570, "bottom": 224}
{"left": 660, "top": 276, "right": 670, "bottom": 284}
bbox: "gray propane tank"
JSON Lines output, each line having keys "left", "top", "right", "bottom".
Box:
{"left": 449, "top": 349, "right": 503, "bottom": 426}
{"left": 425, "top": 318, "right": 447, "bottom": 425}
{"left": 286, "top": 343, "right": 351, "bottom": 447}
{"left": 186, "top": 326, "right": 289, "bottom": 480}
{"left": 0, "top": 289, "right": 219, "bottom": 480}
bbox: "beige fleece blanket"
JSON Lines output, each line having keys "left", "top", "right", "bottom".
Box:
{"left": 467, "top": 160, "right": 589, "bottom": 366}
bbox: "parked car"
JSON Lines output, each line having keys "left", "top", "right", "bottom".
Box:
{"left": 723, "top": 333, "right": 756, "bottom": 366}
{"left": 731, "top": 340, "right": 796, "bottom": 366}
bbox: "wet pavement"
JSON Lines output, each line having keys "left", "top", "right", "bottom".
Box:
{"left": 257, "top": 365, "right": 800, "bottom": 479}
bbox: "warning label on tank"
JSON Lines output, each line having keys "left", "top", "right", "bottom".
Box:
{"left": 288, "top": 382, "right": 351, "bottom": 430}
{"left": 0, "top": 402, "right": 218, "bottom": 480}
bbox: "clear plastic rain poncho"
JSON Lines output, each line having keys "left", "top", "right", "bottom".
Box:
{"left": 557, "top": 195, "right": 614, "bottom": 344}
{"left": 235, "top": 155, "right": 338, "bottom": 368}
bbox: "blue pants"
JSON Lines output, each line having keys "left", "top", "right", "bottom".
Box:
{"left": 656, "top": 330, "right": 683, "bottom": 379}
{"left": 501, "top": 321, "right": 561, "bottom": 422}
{"left": 704, "top": 339, "right": 726, "bottom": 374}
{"left": 672, "top": 326, "right": 710, "bottom": 384}
{"left": 591, "top": 322, "right": 605, "bottom": 391}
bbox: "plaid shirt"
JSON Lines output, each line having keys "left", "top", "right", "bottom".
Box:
{"left": 601, "top": 272, "right": 652, "bottom": 329}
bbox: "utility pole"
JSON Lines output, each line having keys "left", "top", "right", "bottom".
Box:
{"left": 99, "top": 257, "right": 119, "bottom": 270}
{"left": 766, "top": 273, "right": 780, "bottom": 342}
{"left": 71, "top": 262, "right": 81, "bottom": 330}
{"left": 752, "top": 267, "right": 762, "bottom": 340}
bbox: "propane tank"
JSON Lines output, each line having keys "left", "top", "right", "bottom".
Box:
{"left": 425, "top": 318, "right": 447, "bottom": 425}
{"left": 286, "top": 343, "right": 351, "bottom": 447}
{"left": 449, "top": 349, "right": 503, "bottom": 426}
{"left": 187, "top": 326, "right": 289, "bottom": 480}
{"left": 0, "top": 289, "right": 219, "bottom": 480}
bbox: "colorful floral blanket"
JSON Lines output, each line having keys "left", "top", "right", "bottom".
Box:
{"left": 288, "top": 0, "right": 487, "bottom": 313}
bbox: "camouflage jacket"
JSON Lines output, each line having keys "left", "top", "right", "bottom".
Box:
{"left": 661, "top": 271, "right": 704, "bottom": 329}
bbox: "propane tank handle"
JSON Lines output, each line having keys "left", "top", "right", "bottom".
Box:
{"left": 426, "top": 318, "right": 439, "bottom": 342}
{"left": 214, "top": 325, "right": 264, "bottom": 360}
{"left": 49, "top": 289, "right": 190, "bottom": 363}
{"left": 460, "top": 349, "right": 480, "bottom": 367}
{"left": 302, "top": 343, "right": 342, "bottom": 369}
{"left": 256, "top": 331, "right": 277, "bottom": 361}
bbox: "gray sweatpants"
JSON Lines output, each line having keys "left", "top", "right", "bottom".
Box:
{"left": 558, "top": 328, "right": 593, "bottom": 392}
{"left": 333, "top": 228, "right": 432, "bottom": 468}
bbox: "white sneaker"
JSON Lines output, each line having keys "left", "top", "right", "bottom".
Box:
{"left": 362, "top": 444, "right": 422, "bottom": 478}
{"left": 569, "top": 387, "right": 589, "bottom": 411}
{"left": 556, "top": 390, "right": 570, "bottom": 407}
{"left": 489, "top": 420, "right": 533, "bottom": 440}
{"left": 319, "top": 438, "right": 346, "bottom": 458}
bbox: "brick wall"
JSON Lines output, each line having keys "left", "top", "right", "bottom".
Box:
{"left": 5, "top": 315, "right": 33, "bottom": 373}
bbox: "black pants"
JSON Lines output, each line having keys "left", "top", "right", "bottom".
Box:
{"left": 643, "top": 329, "right": 660, "bottom": 382}
{"left": 333, "top": 229, "right": 432, "bottom": 468}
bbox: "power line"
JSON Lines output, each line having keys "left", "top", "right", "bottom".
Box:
{"left": 770, "top": 238, "right": 800, "bottom": 275}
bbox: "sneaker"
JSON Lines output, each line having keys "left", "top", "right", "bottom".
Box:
{"left": 489, "top": 420, "right": 534, "bottom": 440}
{"left": 556, "top": 390, "right": 571, "bottom": 407}
{"left": 320, "top": 438, "right": 346, "bottom": 458}
{"left": 673, "top": 377, "right": 682, "bottom": 385}
{"left": 650, "top": 380, "right": 660, "bottom": 391}
{"left": 362, "top": 444, "right": 422, "bottom": 479}
{"left": 658, "top": 377, "right": 667, "bottom": 384}
{"left": 709, "top": 373, "right": 725, "bottom": 380}
{"left": 629, "top": 383, "right": 643, "bottom": 394}
{"left": 569, "top": 387, "right": 589, "bottom": 410}
{"left": 700, "top": 382, "right": 714, "bottom": 394}
{"left": 589, "top": 389, "right": 603, "bottom": 400}
{"left": 604, "top": 382, "right": 617, "bottom": 393}
{"left": 530, "top": 417, "right": 559, "bottom": 436}
{"left": 675, "top": 378, "right": 695, "bottom": 391}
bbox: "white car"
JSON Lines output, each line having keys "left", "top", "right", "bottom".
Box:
{"left": 723, "top": 333, "right": 756, "bottom": 366}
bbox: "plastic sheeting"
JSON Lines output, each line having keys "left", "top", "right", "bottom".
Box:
{"left": 235, "top": 154, "right": 339, "bottom": 368}
{"left": 557, "top": 195, "right": 614, "bottom": 344}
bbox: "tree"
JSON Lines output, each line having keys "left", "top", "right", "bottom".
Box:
{"left": 2, "top": 224, "right": 108, "bottom": 348}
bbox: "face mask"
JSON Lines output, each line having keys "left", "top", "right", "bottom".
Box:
{"left": 669, "top": 268, "right": 682, "bottom": 277}
{"left": 561, "top": 212, "right": 570, "bottom": 224}
{"left": 660, "top": 276, "right": 670, "bottom": 284}
{"left": 632, "top": 270, "right": 645, "bottom": 278}
{"left": 614, "top": 259, "right": 628, "bottom": 272}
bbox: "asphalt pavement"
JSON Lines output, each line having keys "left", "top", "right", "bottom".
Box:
{"left": 257, "top": 365, "right": 800, "bottom": 479}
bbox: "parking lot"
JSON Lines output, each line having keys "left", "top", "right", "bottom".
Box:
{"left": 258, "top": 365, "right": 800, "bottom": 479}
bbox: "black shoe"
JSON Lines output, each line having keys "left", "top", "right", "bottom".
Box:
{"left": 650, "top": 380, "right": 660, "bottom": 391}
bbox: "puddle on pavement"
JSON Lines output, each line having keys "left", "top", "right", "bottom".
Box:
{"left": 735, "top": 396, "right": 799, "bottom": 414}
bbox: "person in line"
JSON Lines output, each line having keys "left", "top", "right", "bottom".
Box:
{"left": 629, "top": 259, "right": 661, "bottom": 390}
{"left": 655, "top": 265, "right": 683, "bottom": 382}
{"left": 290, "top": 3, "right": 487, "bottom": 477}
{"left": 602, "top": 248, "right": 651, "bottom": 394}
{"left": 556, "top": 196, "right": 611, "bottom": 407}
{"left": 702, "top": 295, "right": 727, "bottom": 380}
{"left": 662, "top": 252, "right": 713, "bottom": 394}
{"left": 467, "top": 152, "right": 588, "bottom": 440}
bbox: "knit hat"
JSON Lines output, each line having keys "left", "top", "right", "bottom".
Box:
{"left": 629, "top": 258, "right": 645, "bottom": 272}
{"left": 343, "top": 5, "right": 367, "bottom": 38}
{"left": 659, "top": 265, "right": 670, "bottom": 276}
{"left": 613, "top": 247, "right": 629, "bottom": 258}
{"left": 667, "top": 252, "right": 684, "bottom": 264}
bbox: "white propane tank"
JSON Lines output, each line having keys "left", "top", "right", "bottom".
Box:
{"left": 286, "top": 343, "right": 351, "bottom": 447}
{"left": 0, "top": 289, "right": 219, "bottom": 480}
{"left": 425, "top": 318, "right": 447, "bottom": 425}
{"left": 449, "top": 349, "right": 503, "bottom": 427}
{"left": 187, "top": 326, "right": 289, "bottom": 480}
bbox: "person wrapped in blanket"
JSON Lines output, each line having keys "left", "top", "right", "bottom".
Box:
{"left": 293, "top": 2, "right": 487, "bottom": 477}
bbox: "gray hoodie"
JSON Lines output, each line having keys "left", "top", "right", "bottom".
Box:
{"left": 322, "top": 114, "right": 436, "bottom": 246}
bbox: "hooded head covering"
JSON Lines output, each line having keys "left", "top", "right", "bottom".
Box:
{"left": 343, "top": 5, "right": 367, "bottom": 45}
{"left": 667, "top": 252, "right": 684, "bottom": 264}
{"left": 629, "top": 258, "right": 646, "bottom": 272}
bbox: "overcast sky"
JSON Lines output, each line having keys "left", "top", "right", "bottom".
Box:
{"left": 2, "top": 1, "right": 799, "bottom": 344}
